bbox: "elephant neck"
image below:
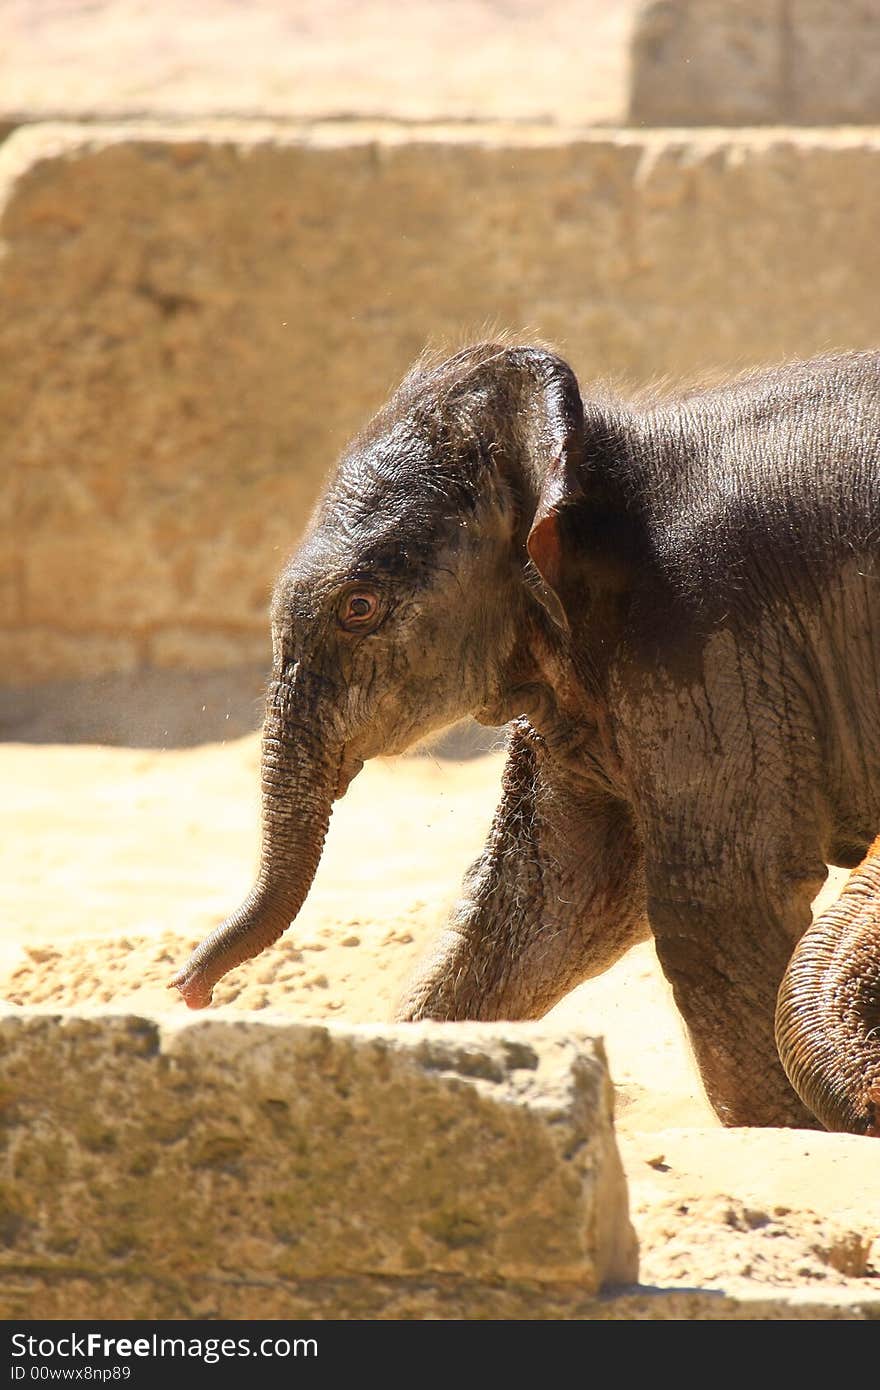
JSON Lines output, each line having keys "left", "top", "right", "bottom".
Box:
{"left": 486, "top": 605, "right": 627, "bottom": 798}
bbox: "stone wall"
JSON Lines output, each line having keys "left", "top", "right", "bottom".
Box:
{"left": 630, "top": 0, "right": 880, "bottom": 125}
{"left": 2, "top": 123, "right": 878, "bottom": 684}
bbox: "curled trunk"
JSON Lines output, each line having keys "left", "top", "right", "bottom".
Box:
{"left": 776, "top": 848, "right": 880, "bottom": 1135}
{"left": 170, "top": 673, "right": 341, "bottom": 1009}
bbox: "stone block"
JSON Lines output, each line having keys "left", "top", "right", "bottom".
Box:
{"left": 0, "top": 1012, "right": 637, "bottom": 1318}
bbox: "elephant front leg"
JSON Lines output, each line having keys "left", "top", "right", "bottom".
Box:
{"left": 396, "top": 720, "right": 648, "bottom": 1022}
{"left": 648, "top": 866, "right": 824, "bottom": 1129}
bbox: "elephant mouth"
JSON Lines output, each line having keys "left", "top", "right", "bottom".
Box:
{"left": 336, "top": 752, "right": 364, "bottom": 798}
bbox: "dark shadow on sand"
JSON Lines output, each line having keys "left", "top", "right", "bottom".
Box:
{"left": 0, "top": 666, "right": 503, "bottom": 757}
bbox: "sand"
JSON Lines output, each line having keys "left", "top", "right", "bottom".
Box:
{"left": 3, "top": 729, "right": 879, "bottom": 1298}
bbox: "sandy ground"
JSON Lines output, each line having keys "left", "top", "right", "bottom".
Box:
{"left": 3, "top": 728, "right": 879, "bottom": 1298}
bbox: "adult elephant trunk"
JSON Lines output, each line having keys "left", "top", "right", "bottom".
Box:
{"left": 170, "top": 669, "right": 347, "bottom": 1009}
{"left": 776, "top": 846, "right": 880, "bottom": 1135}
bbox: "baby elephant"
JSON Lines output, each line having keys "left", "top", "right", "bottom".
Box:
{"left": 171, "top": 342, "right": 880, "bottom": 1137}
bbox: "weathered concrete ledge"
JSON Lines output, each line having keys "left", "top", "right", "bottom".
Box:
{"left": 1, "top": 122, "right": 878, "bottom": 683}
{"left": 0, "top": 1012, "right": 637, "bottom": 1318}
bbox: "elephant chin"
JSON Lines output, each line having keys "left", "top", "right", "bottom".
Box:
{"left": 775, "top": 853, "right": 880, "bottom": 1135}
{"left": 336, "top": 753, "right": 364, "bottom": 799}
{"left": 169, "top": 675, "right": 350, "bottom": 1009}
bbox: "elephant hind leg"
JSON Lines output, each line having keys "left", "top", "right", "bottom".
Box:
{"left": 776, "top": 837, "right": 880, "bottom": 1136}
{"left": 646, "top": 845, "right": 825, "bottom": 1130}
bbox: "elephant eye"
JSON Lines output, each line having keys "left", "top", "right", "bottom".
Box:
{"left": 338, "top": 589, "right": 381, "bottom": 632}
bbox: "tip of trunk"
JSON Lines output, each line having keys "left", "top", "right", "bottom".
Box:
{"left": 167, "top": 969, "right": 215, "bottom": 1010}
{"left": 168, "top": 885, "right": 296, "bottom": 1010}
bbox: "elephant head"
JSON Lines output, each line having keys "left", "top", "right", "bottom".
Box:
{"left": 169, "top": 343, "right": 586, "bottom": 1008}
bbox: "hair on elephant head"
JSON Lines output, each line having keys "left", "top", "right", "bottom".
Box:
{"left": 170, "top": 341, "right": 880, "bottom": 1139}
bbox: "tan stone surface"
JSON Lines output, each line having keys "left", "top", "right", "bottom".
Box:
{"left": 789, "top": 0, "right": 880, "bottom": 123}
{"left": 2, "top": 122, "right": 879, "bottom": 684}
{"left": 0, "top": 1, "right": 634, "bottom": 129}
{"left": 630, "top": 0, "right": 782, "bottom": 126}
{"left": 629, "top": 0, "right": 880, "bottom": 125}
{"left": 5, "top": 2, "right": 879, "bottom": 133}
{"left": 0, "top": 1010, "right": 637, "bottom": 1318}
{"left": 0, "top": 631, "right": 143, "bottom": 684}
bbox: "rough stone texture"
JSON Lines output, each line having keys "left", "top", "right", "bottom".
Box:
{"left": 629, "top": 0, "right": 880, "bottom": 126}
{"left": 1, "top": 1009, "right": 878, "bottom": 1320}
{"left": 0, "top": 1012, "right": 638, "bottom": 1318}
{"left": 1, "top": 122, "right": 878, "bottom": 684}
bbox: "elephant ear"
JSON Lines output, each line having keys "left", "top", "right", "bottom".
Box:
{"left": 517, "top": 351, "right": 586, "bottom": 632}
{"left": 440, "top": 344, "right": 587, "bottom": 630}
{"left": 526, "top": 450, "right": 584, "bottom": 612}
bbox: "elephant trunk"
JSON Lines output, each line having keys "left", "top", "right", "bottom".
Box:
{"left": 776, "top": 848, "right": 880, "bottom": 1136}
{"left": 169, "top": 671, "right": 343, "bottom": 1009}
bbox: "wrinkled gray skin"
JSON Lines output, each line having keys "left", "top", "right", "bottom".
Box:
{"left": 171, "top": 343, "right": 880, "bottom": 1136}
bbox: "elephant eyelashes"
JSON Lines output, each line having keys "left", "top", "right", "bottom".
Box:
{"left": 337, "top": 589, "right": 381, "bottom": 633}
